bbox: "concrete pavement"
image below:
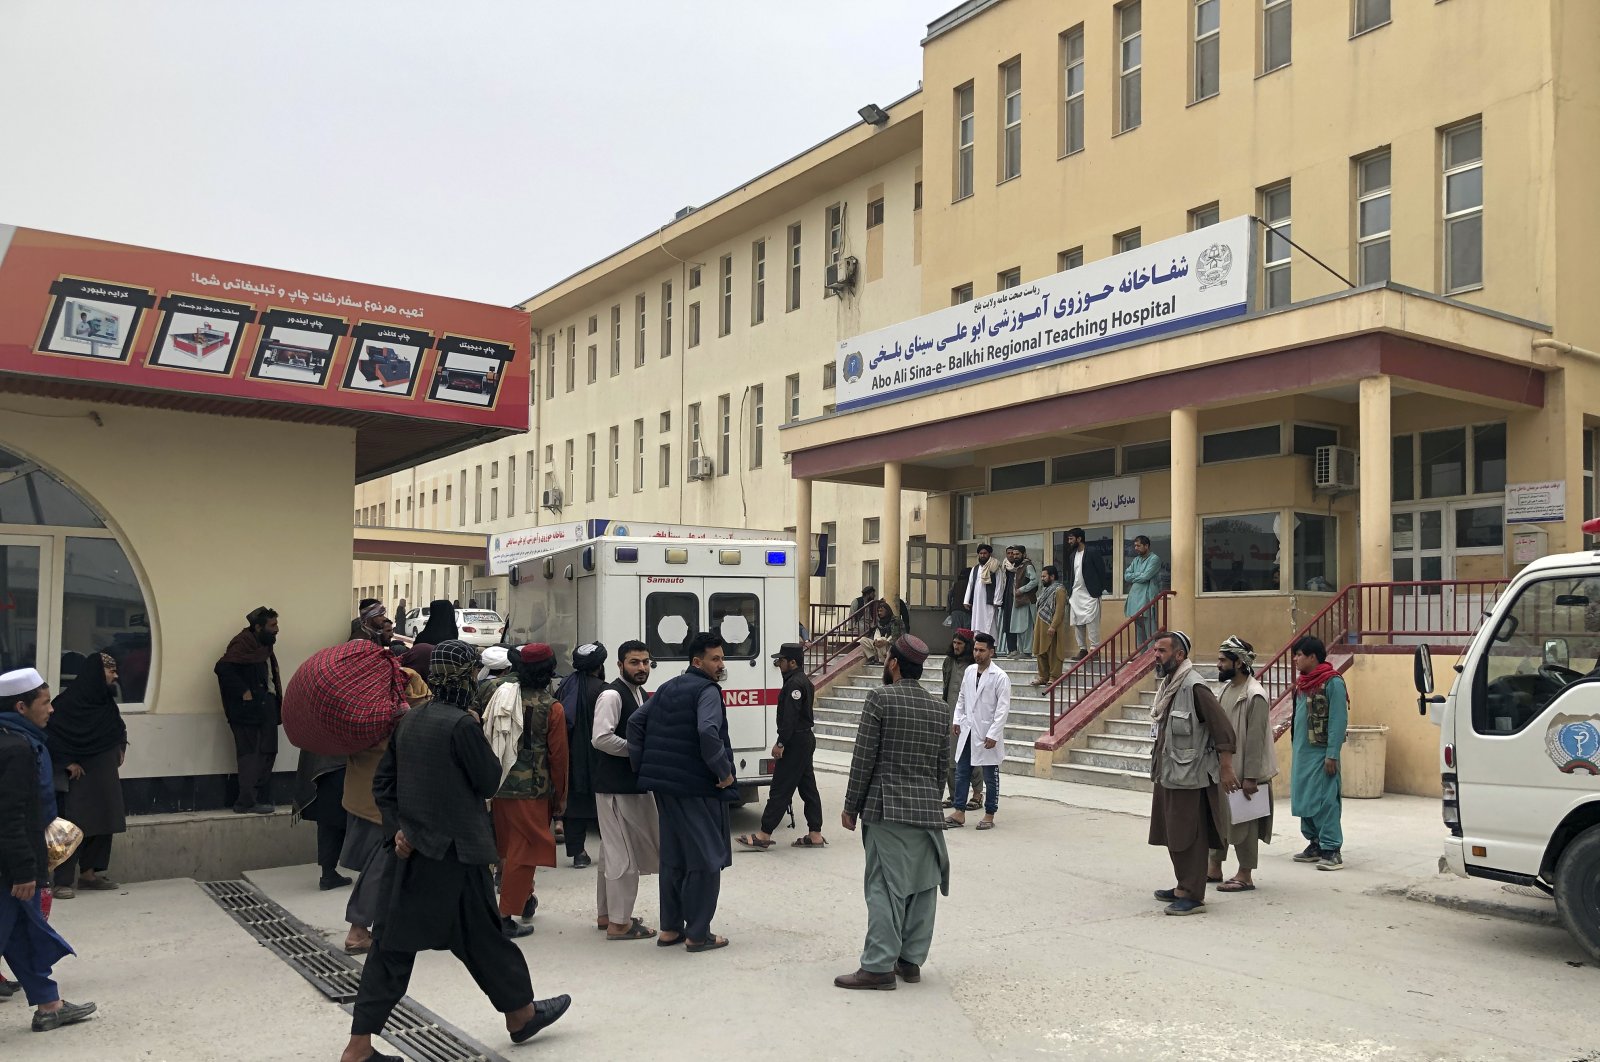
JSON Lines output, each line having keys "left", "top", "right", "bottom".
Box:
{"left": 3, "top": 766, "right": 1595, "bottom": 1061}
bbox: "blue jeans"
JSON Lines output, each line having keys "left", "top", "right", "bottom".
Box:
{"left": 952, "top": 742, "right": 999, "bottom": 816}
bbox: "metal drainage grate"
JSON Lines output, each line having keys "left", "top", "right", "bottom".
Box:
{"left": 199, "top": 880, "right": 506, "bottom": 1062}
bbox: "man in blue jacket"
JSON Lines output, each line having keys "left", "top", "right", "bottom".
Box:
{"left": 627, "top": 633, "right": 736, "bottom": 953}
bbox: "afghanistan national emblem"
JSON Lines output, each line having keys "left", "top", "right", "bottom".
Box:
{"left": 1545, "top": 714, "right": 1600, "bottom": 774}
{"left": 1195, "top": 242, "right": 1234, "bottom": 291}
{"left": 842, "top": 351, "right": 865, "bottom": 384}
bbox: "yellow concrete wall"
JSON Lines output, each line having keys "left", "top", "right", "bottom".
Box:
{"left": 6, "top": 394, "right": 355, "bottom": 778}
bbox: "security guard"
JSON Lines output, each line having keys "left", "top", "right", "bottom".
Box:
{"left": 735, "top": 643, "right": 827, "bottom": 850}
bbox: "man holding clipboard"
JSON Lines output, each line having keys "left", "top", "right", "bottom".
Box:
{"left": 1208, "top": 637, "right": 1278, "bottom": 893}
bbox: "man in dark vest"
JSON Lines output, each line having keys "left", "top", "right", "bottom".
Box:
{"left": 589, "top": 640, "right": 661, "bottom": 939}
{"left": 737, "top": 643, "right": 825, "bottom": 851}
{"left": 560, "top": 643, "right": 606, "bottom": 869}
{"left": 339, "top": 641, "right": 571, "bottom": 1061}
{"left": 627, "top": 633, "right": 736, "bottom": 952}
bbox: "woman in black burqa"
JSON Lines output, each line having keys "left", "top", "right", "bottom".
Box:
{"left": 48, "top": 652, "right": 128, "bottom": 896}
{"left": 413, "top": 599, "right": 459, "bottom": 648}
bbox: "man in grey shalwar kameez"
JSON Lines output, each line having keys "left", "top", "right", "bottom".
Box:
{"left": 837, "top": 634, "right": 951, "bottom": 990}
{"left": 591, "top": 640, "right": 661, "bottom": 939}
{"left": 999, "top": 546, "right": 1039, "bottom": 658}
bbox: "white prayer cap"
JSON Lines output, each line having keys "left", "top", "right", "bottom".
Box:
{"left": 0, "top": 667, "right": 46, "bottom": 698}
{"left": 481, "top": 646, "right": 511, "bottom": 671}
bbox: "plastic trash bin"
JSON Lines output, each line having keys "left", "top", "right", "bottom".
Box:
{"left": 1340, "top": 724, "right": 1390, "bottom": 798}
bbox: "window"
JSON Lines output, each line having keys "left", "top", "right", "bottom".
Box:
{"left": 610, "top": 304, "right": 622, "bottom": 375}
{"left": 955, "top": 82, "right": 976, "bottom": 200}
{"left": 998, "top": 267, "right": 1021, "bottom": 290}
{"left": 587, "top": 314, "right": 598, "bottom": 335}
{"left": 1391, "top": 433, "right": 1414, "bottom": 502}
{"left": 1292, "top": 423, "right": 1339, "bottom": 457}
{"left": 717, "top": 394, "right": 731, "bottom": 476}
{"left": 545, "top": 334, "right": 556, "bottom": 400}
{"left": 1263, "top": 0, "right": 1291, "bottom": 72}
{"left": 635, "top": 294, "right": 647, "bottom": 366}
{"left": 1293, "top": 513, "right": 1337, "bottom": 590}
{"left": 688, "top": 403, "right": 702, "bottom": 458}
{"left": 1202, "top": 513, "right": 1280, "bottom": 592}
{"left": 489, "top": 487, "right": 498, "bottom": 521}
{"left": 526, "top": 452, "right": 536, "bottom": 513}
{"left": 1062, "top": 26, "right": 1086, "bottom": 156}
{"left": 1189, "top": 203, "right": 1220, "bottom": 230}
{"left": 824, "top": 203, "right": 844, "bottom": 293}
{"left": 1116, "top": 228, "right": 1142, "bottom": 253}
{"left": 1356, "top": 150, "right": 1392, "bottom": 284}
{"left": 1123, "top": 439, "right": 1172, "bottom": 472}
{"left": 644, "top": 592, "right": 699, "bottom": 661}
{"left": 633, "top": 419, "right": 645, "bottom": 492}
{"left": 1052, "top": 448, "right": 1116, "bottom": 482}
{"left": 61, "top": 537, "right": 153, "bottom": 703}
{"left": 585, "top": 433, "right": 596, "bottom": 503}
{"left": 659, "top": 443, "right": 672, "bottom": 488}
{"left": 709, "top": 592, "right": 759, "bottom": 659}
{"left": 474, "top": 465, "right": 482, "bottom": 523}
{"left": 864, "top": 517, "right": 881, "bottom": 543}
{"left": 1261, "top": 181, "right": 1292, "bottom": 307}
{"left": 1193, "top": 0, "right": 1220, "bottom": 102}
{"left": 1353, "top": 0, "right": 1390, "bottom": 35}
{"left": 565, "top": 326, "right": 575, "bottom": 392}
{"left": 914, "top": 181, "right": 923, "bottom": 210}
{"left": 587, "top": 343, "right": 598, "bottom": 384}
{"left": 1120, "top": 521, "right": 1172, "bottom": 597}
{"left": 660, "top": 410, "right": 671, "bottom": 432}
{"left": 507, "top": 454, "right": 516, "bottom": 515}
{"left": 990, "top": 460, "right": 1047, "bottom": 492}
{"left": 823, "top": 361, "right": 837, "bottom": 390}
{"left": 862, "top": 560, "right": 881, "bottom": 593}
{"left": 1420, "top": 428, "right": 1466, "bottom": 498}
{"left": 1456, "top": 505, "right": 1503, "bottom": 549}
{"left": 1475, "top": 575, "right": 1600, "bottom": 735}
{"left": 751, "top": 239, "right": 767, "bottom": 325}
{"left": 1443, "top": 120, "right": 1483, "bottom": 293}
{"left": 952, "top": 282, "right": 974, "bottom": 305}
{"left": 866, "top": 199, "right": 884, "bottom": 229}
{"left": 1204, "top": 424, "right": 1282, "bottom": 462}
{"left": 1473, "top": 422, "right": 1506, "bottom": 494}
{"left": 1117, "top": 2, "right": 1142, "bottom": 133}
{"left": 660, "top": 281, "right": 674, "bottom": 357}
{"left": 786, "top": 373, "right": 801, "bottom": 423}
{"left": 1000, "top": 59, "right": 1022, "bottom": 181}
{"left": 564, "top": 439, "right": 574, "bottom": 501}
{"left": 750, "top": 385, "right": 764, "bottom": 469}
{"left": 1054, "top": 526, "right": 1115, "bottom": 587}
{"left": 688, "top": 266, "right": 701, "bottom": 289}
{"left": 718, "top": 255, "right": 733, "bottom": 337}
{"left": 1059, "top": 247, "right": 1083, "bottom": 271}
{"left": 786, "top": 223, "right": 802, "bottom": 312}
{"left": 688, "top": 301, "right": 701, "bottom": 348}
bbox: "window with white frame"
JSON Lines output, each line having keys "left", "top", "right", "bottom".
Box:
{"left": 1354, "top": 150, "right": 1392, "bottom": 285}
{"left": 1000, "top": 58, "right": 1022, "bottom": 181}
{"left": 660, "top": 281, "right": 673, "bottom": 357}
{"left": 1123, "top": 439, "right": 1171, "bottom": 473}
{"left": 1203, "top": 424, "right": 1282, "bottom": 463}
{"left": 717, "top": 394, "right": 731, "bottom": 477}
{"left": 1261, "top": 181, "right": 1292, "bottom": 307}
{"left": 1443, "top": 120, "right": 1483, "bottom": 293}
{"left": 564, "top": 439, "right": 574, "bottom": 500}
{"left": 1117, "top": 2, "right": 1142, "bottom": 133}
{"left": 1116, "top": 228, "right": 1142, "bottom": 253}
{"left": 750, "top": 385, "right": 764, "bottom": 469}
{"left": 990, "top": 459, "right": 1048, "bottom": 492}
{"left": 1059, "top": 247, "right": 1083, "bottom": 271}
{"left": 585, "top": 433, "right": 596, "bottom": 502}
{"left": 587, "top": 343, "right": 598, "bottom": 384}
{"left": 688, "top": 301, "right": 701, "bottom": 348}
{"left": 545, "top": 334, "right": 556, "bottom": 399}
{"left": 952, "top": 282, "right": 974, "bottom": 304}
{"left": 1062, "top": 26, "right": 1085, "bottom": 156}
{"left": 1202, "top": 513, "right": 1280, "bottom": 592}
{"left": 688, "top": 266, "right": 701, "bottom": 289}
{"left": 565, "top": 327, "right": 575, "bottom": 392}
{"left": 864, "top": 517, "right": 881, "bottom": 544}
{"left": 822, "top": 361, "right": 837, "bottom": 389}
{"left": 1391, "top": 422, "right": 1505, "bottom": 501}
{"left": 1263, "top": 0, "right": 1291, "bottom": 72}
{"left": 955, "top": 82, "right": 976, "bottom": 200}
{"left": 785, "top": 373, "right": 800, "bottom": 423}
{"left": 635, "top": 294, "right": 646, "bottom": 366}
{"left": 866, "top": 198, "right": 884, "bottom": 229}
{"left": 1353, "top": 0, "right": 1390, "bottom": 36}
{"left": 1189, "top": 203, "right": 1220, "bottom": 230}
{"left": 633, "top": 419, "right": 645, "bottom": 492}
{"left": 786, "top": 223, "right": 802, "bottom": 312}
{"left": 588, "top": 314, "right": 598, "bottom": 335}
{"left": 718, "top": 255, "right": 733, "bottom": 337}
{"left": 660, "top": 443, "right": 671, "bottom": 488}
{"left": 608, "top": 426, "right": 619, "bottom": 498}
{"left": 610, "top": 304, "right": 621, "bottom": 376}
{"left": 751, "top": 239, "right": 766, "bottom": 325}
{"left": 688, "top": 403, "right": 702, "bottom": 458}
{"left": 1292, "top": 423, "right": 1340, "bottom": 457}
{"left": 1193, "top": 0, "right": 1220, "bottom": 102}
{"left": 660, "top": 410, "right": 670, "bottom": 432}
{"left": 1052, "top": 448, "right": 1116, "bottom": 482}
{"left": 824, "top": 204, "right": 844, "bottom": 294}
{"left": 998, "top": 267, "right": 1021, "bottom": 290}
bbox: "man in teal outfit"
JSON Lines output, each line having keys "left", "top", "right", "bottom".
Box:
{"left": 1289, "top": 635, "right": 1348, "bottom": 871}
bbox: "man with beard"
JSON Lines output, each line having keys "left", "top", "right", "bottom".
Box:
{"left": 1030, "top": 566, "right": 1066, "bottom": 688}
{"left": 339, "top": 641, "right": 570, "bottom": 1062}
{"left": 1061, "top": 529, "right": 1109, "bottom": 659}
{"left": 1208, "top": 636, "right": 1277, "bottom": 893}
{"left": 47, "top": 653, "right": 127, "bottom": 897}
{"left": 1147, "top": 631, "right": 1239, "bottom": 916}
{"left": 962, "top": 544, "right": 1002, "bottom": 639}
{"left": 836, "top": 635, "right": 950, "bottom": 991}
{"left": 627, "top": 633, "right": 737, "bottom": 952}
{"left": 589, "top": 640, "right": 661, "bottom": 939}
{"left": 997, "top": 545, "right": 1038, "bottom": 659}
{"left": 736, "top": 643, "right": 825, "bottom": 852}
{"left": 214, "top": 606, "right": 283, "bottom": 814}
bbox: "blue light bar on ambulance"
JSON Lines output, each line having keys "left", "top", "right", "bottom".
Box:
{"left": 614, "top": 546, "right": 639, "bottom": 563}
{"left": 765, "top": 550, "right": 786, "bottom": 566}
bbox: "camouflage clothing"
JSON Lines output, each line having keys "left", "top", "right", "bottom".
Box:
{"left": 496, "top": 688, "right": 556, "bottom": 800}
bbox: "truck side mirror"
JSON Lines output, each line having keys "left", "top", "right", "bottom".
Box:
{"left": 1414, "top": 644, "right": 1433, "bottom": 696}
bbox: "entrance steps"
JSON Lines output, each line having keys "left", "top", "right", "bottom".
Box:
{"left": 1049, "top": 665, "right": 1219, "bottom": 792}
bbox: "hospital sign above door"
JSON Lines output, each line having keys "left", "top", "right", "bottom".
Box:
{"left": 834, "top": 216, "right": 1255, "bottom": 412}
{"left": 0, "top": 225, "right": 529, "bottom": 431}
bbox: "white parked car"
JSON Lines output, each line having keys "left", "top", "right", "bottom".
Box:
{"left": 403, "top": 607, "right": 506, "bottom": 648}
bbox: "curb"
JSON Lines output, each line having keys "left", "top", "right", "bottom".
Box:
{"left": 1370, "top": 882, "right": 1561, "bottom": 929}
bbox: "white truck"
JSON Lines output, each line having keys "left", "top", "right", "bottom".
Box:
{"left": 502, "top": 535, "right": 799, "bottom": 802}
{"left": 1414, "top": 538, "right": 1600, "bottom": 960}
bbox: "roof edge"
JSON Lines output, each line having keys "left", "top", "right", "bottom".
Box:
{"left": 923, "top": 0, "right": 1005, "bottom": 44}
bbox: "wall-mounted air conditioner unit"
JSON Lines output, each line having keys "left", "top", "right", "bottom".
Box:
{"left": 1313, "top": 445, "right": 1358, "bottom": 491}
{"left": 541, "top": 487, "right": 564, "bottom": 512}
{"left": 688, "top": 456, "right": 715, "bottom": 481}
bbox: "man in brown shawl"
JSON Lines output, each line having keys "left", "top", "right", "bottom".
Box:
{"left": 213, "top": 606, "right": 283, "bottom": 814}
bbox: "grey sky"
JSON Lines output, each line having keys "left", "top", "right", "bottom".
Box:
{"left": 0, "top": 1, "right": 932, "bottom": 306}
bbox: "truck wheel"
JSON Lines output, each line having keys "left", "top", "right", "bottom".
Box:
{"left": 1554, "top": 824, "right": 1600, "bottom": 963}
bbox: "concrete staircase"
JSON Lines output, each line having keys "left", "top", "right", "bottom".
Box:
{"left": 813, "top": 654, "right": 1111, "bottom": 777}
{"left": 1050, "top": 665, "right": 1220, "bottom": 792}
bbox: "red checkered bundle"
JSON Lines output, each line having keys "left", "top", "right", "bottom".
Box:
{"left": 283, "top": 640, "right": 409, "bottom": 755}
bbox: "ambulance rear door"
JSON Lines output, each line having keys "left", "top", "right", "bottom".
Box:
{"left": 707, "top": 579, "right": 773, "bottom": 773}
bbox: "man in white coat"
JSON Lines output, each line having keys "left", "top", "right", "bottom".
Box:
{"left": 944, "top": 632, "right": 1011, "bottom": 831}
{"left": 962, "top": 544, "right": 1002, "bottom": 640}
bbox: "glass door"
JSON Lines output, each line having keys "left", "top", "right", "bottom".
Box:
{"left": 1391, "top": 508, "right": 1445, "bottom": 639}
{"left": 0, "top": 534, "right": 55, "bottom": 683}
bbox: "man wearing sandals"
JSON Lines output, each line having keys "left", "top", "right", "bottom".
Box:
{"left": 837, "top": 635, "right": 950, "bottom": 991}
{"left": 590, "top": 641, "right": 661, "bottom": 941}
{"left": 736, "top": 643, "right": 826, "bottom": 853}
{"left": 1208, "top": 636, "right": 1277, "bottom": 894}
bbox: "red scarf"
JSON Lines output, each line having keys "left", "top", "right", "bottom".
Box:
{"left": 1295, "top": 661, "right": 1338, "bottom": 694}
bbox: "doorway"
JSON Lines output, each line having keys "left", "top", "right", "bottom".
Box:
{"left": 0, "top": 534, "right": 53, "bottom": 676}
{"left": 1390, "top": 500, "right": 1505, "bottom": 637}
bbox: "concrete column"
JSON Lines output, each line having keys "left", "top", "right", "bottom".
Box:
{"left": 1358, "top": 376, "right": 1393, "bottom": 585}
{"left": 881, "top": 461, "right": 903, "bottom": 606}
{"left": 1170, "top": 408, "right": 1198, "bottom": 638}
{"left": 794, "top": 476, "right": 813, "bottom": 626}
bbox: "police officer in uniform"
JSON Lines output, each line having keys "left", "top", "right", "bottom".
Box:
{"left": 736, "top": 643, "right": 826, "bottom": 850}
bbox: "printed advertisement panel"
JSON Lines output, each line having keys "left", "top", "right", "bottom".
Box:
{"left": 0, "top": 225, "right": 529, "bottom": 430}
{"left": 835, "top": 216, "right": 1254, "bottom": 411}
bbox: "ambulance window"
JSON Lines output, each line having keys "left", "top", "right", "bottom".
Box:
{"left": 645, "top": 593, "right": 699, "bottom": 661}
{"left": 1474, "top": 575, "right": 1600, "bottom": 736}
{"left": 710, "top": 593, "right": 760, "bottom": 660}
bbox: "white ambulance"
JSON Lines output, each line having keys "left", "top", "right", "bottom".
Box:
{"left": 1414, "top": 526, "right": 1600, "bottom": 960}
{"left": 502, "top": 535, "right": 799, "bottom": 802}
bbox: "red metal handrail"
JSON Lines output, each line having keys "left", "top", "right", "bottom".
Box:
{"left": 1046, "top": 590, "right": 1175, "bottom": 730}
{"left": 803, "top": 602, "right": 875, "bottom": 678}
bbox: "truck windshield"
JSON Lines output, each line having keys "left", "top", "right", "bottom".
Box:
{"left": 1475, "top": 574, "right": 1600, "bottom": 735}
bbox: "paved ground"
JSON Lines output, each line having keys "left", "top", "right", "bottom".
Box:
{"left": 4, "top": 760, "right": 1596, "bottom": 1061}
